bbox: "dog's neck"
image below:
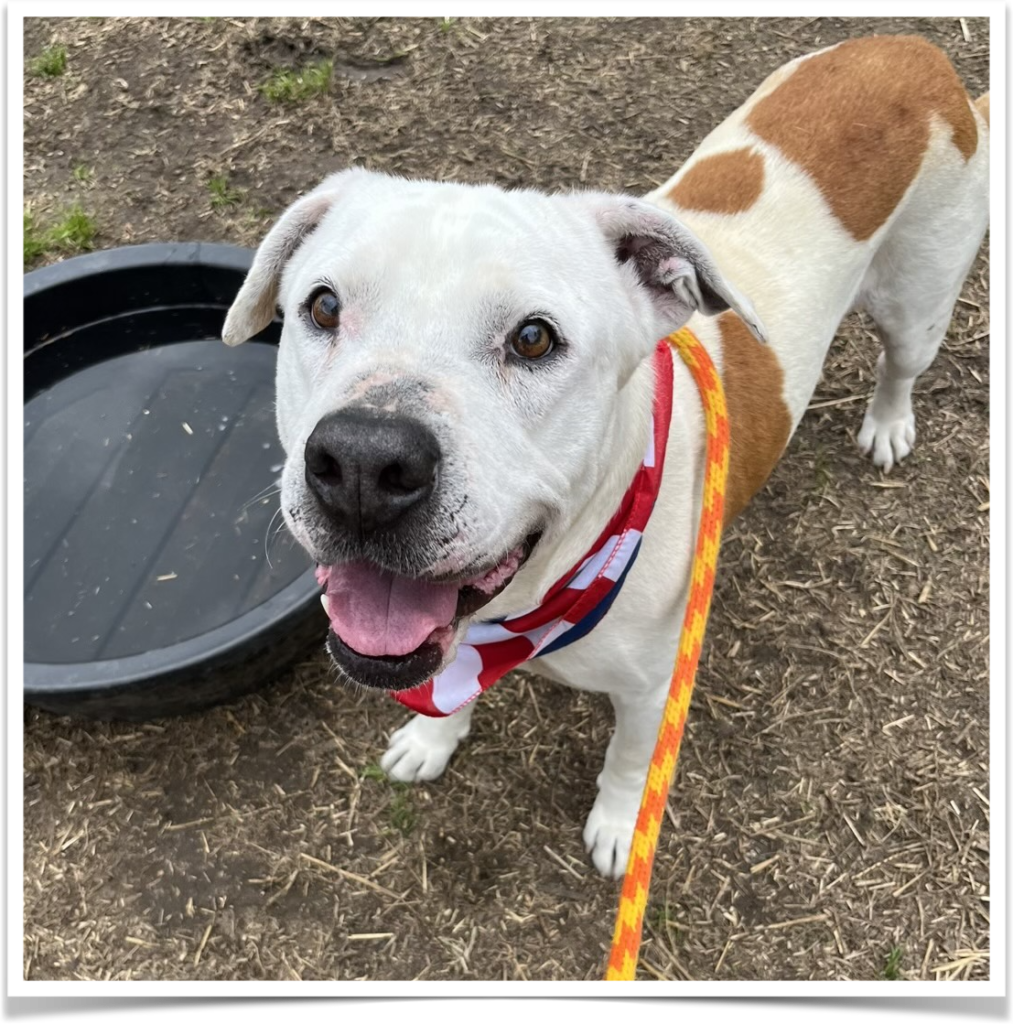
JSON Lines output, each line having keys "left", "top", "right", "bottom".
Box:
{"left": 480, "top": 350, "right": 658, "bottom": 618}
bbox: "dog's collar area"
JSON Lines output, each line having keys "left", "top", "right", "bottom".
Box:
{"left": 392, "top": 337, "right": 677, "bottom": 718}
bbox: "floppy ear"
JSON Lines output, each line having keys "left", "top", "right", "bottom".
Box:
{"left": 576, "top": 193, "right": 769, "bottom": 344}
{"left": 222, "top": 190, "right": 339, "bottom": 346}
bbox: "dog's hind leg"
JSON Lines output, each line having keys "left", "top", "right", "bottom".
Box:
{"left": 855, "top": 115, "right": 988, "bottom": 472}
{"left": 855, "top": 284, "right": 967, "bottom": 473}
{"left": 855, "top": 243, "right": 984, "bottom": 473}
{"left": 380, "top": 703, "right": 476, "bottom": 783}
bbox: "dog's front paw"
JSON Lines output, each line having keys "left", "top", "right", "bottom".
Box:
{"left": 857, "top": 406, "right": 916, "bottom": 473}
{"left": 583, "top": 792, "right": 638, "bottom": 880}
{"left": 379, "top": 713, "right": 470, "bottom": 783}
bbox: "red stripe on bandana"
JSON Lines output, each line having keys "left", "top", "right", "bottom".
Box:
{"left": 392, "top": 340, "right": 675, "bottom": 718}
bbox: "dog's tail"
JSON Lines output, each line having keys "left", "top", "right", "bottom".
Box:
{"left": 974, "top": 91, "right": 990, "bottom": 126}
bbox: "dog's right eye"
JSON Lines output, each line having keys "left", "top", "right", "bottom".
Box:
{"left": 309, "top": 289, "right": 340, "bottom": 331}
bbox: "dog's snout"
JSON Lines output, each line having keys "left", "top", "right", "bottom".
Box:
{"left": 304, "top": 410, "right": 440, "bottom": 534}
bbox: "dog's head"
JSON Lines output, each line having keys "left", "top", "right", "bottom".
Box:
{"left": 223, "top": 168, "right": 764, "bottom": 691}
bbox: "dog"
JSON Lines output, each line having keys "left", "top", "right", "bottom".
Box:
{"left": 222, "top": 36, "right": 989, "bottom": 878}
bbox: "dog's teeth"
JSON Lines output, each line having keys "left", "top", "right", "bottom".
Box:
{"left": 320, "top": 594, "right": 329, "bottom": 613}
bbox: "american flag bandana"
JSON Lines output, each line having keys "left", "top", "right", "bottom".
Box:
{"left": 392, "top": 339, "right": 675, "bottom": 718}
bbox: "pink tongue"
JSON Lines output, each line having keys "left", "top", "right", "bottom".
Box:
{"left": 321, "top": 561, "right": 460, "bottom": 657}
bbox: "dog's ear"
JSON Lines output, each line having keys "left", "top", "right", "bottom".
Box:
{"left": 222, "top": 190, "right": 339, "bottom": 346}
{"left": 576, "top": 193, "right": 769, "bottom": 344}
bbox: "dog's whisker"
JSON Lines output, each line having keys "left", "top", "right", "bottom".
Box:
{"left": 263, "top": 505, "right": 285, "bottom": 570}
{"left": 239, "top": 483, "right": 282, "bottom": 515}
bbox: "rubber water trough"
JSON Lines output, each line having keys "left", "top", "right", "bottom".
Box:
{"left": 23, "top": 243, "right": 322, "bottom": 720}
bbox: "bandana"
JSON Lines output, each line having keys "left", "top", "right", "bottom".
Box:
{"left": 392, "top": 339, "right": 675, "bottom": 718}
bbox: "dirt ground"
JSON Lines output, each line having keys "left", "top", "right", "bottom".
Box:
{"left": 22, "top": 16, "right": 991, "bottom": 983}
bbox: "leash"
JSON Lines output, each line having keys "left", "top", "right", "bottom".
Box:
{"left": 605, "top": 326, "right": 730, "bottom": 981}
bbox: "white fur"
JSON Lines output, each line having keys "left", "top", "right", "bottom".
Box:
{"left": 225, "top": 46, "right": 989, "bottom": 879}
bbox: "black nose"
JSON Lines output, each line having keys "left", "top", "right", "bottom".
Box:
{"left": 304, "top": 410, "right": 441, "bottom": 534}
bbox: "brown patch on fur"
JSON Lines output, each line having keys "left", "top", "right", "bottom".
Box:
{"left": 975, "top": 92, "right": 990, "bottom": 126}
{"left": 668, "top": 147, "right": 765, "bottom": 214}
{"left": 746, "top": 36, "right": 978, "bottom": 241}
{"left": 718, "top": 312, "right": 792, "bottom": 524}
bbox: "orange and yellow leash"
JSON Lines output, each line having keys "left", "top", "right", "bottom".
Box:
{"left": 605, "top": 327, "right": 730, "bottom": 981}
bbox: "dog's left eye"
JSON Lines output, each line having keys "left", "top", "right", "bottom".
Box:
{"left": 509, "top": 319, "right": 556, "bottom": 360}
{"left": 309, "top": 289, "right": 340, "bottom": 331}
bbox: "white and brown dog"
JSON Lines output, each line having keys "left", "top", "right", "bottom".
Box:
{"left": 223, "top": 36, "right": 989, "bottom": 878}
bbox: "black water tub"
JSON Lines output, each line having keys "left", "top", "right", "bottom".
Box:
{"left": 23, "top": 243, "right": 322, "bottom": 720}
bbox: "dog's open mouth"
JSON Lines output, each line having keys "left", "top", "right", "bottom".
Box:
{"left": 317, "top": 533, "right": 540, "bottom": 691}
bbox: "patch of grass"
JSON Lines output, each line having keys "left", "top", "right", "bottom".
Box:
{"left": 47, "top": 205, "right": 97, "bottom": 252}
{"left": 812, "top": 443, "right": 833, "bottom": 492}
{"left": 23, "top": 211, "right": 46, "bottom": 265}
{"left": 207, "top": 174, "right": 243, "bottom": 210}
{"left": 359, "top": 764, "right": 418, "bottom": 835}
{"left": 437, "top": 17, "right": 456, "bottom": 33}
{"left": 388, "top": 785, "right": 416, "bottom": 836}
{"left": 648, "top": 904, "right": 673, "bottom": 929}
{"left": 31, "top": 44, "right": 67, "bottom": 77}
{"left": 72, "top": 164, "right": 94, "bottom": 183}
{"left": 647, "top": 903, "right": 687, "bottom": 945}
{"left": 360, "top": 763, "right": 387, "bottom": 782}
{"left": 23, "top": 204, "right": 97, "bottom": 267}
{"left": 882, "top": 946, "right": 904, "bottom": 980}
{"left": 260, "top": 59, "right": 333, "bottom": 103}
